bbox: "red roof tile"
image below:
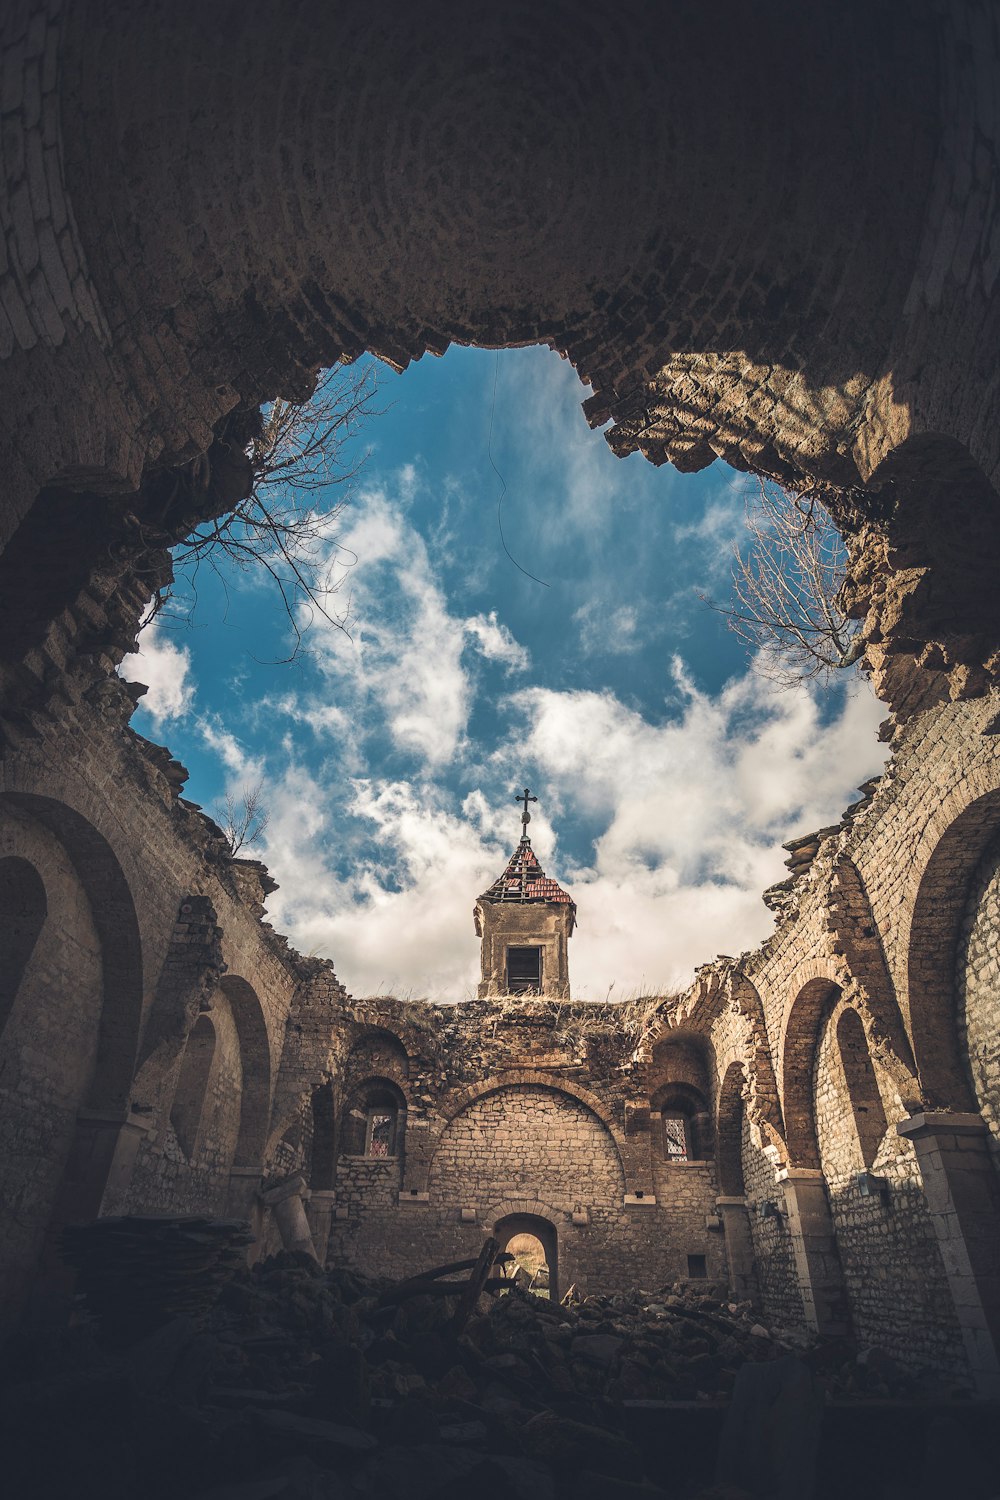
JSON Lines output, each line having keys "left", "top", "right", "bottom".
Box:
{"left": 479, "top": 838, "right": 576, "bottom": 911}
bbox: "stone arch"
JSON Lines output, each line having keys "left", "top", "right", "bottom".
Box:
{"left": 835, "top": 1006, "right": 888, "bottom": 1170}
{"left": 441, "top": 1069, "right": 625, "bottom": 1160}
{"left": 780, "top": 971, "right": 842, "bottom": 1168}
{"left": 0, "top": 855, "right": 47, "bottom": 1038}
{"left": 2, "top": 791, "right": 144, "bottom": 1118}
{"left": 170, "top": 1013, "right": 217, "bottom": 1159}
{"left": 722, "top": 970, "right": 787, "bottom": 1156}
{"left": 10, "top": 6, "right": 991, "bottom": 609}
{"left": 494, "top": 1211, "right": 560, "bottom": 1301}
{"left": 716, "top": 1061, "right": 749, "bottom": 1197}
{"left": 345, "top": 1026, "right": 410, "bottom": 1082}
{"left": 828, "top": 856, "right": 917, "bottom": 1100}
{"left": 219, "top": 975, "right": 272, "bottom": 1167}
{"left": 904, "top": 784, "right": 1000, "bottom": 1108}
{"left": 430, "top": 1082, "right": 627, "bottom": 1213}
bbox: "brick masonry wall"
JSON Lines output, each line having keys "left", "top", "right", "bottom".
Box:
{"left": 813, "top": 995, "right": 966, "bottom": 1374}
{"left": 326, "top": 1081, "right": 725, "bottom": 1295}
{"left": 740, "top": 1113, "right": 807, "bottom": 1337}
{"left": 957, "top": 832, "right": 1000, "bottom": 1162}
{"left": 5, "top": 592, "right": 1000, "bottom": 1370}
{"left": 0, "top": 801, "right": 103, "bottom": 1321}
{"left": 114, "top": 987, "right": 244, "bottom": 1218}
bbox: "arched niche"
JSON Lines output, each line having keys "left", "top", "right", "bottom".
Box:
{"left": 836, "top": 1007, "right": 888, "bottom": 1170}
{"left": 430, "top": 1083, "right": 626, "bottom": 1217}
{"left": 218, "top": 975, "right": 272, "bottom": 1168}
{"left": 650, "top": 1032, "right": 714, "bottom": 1161}
{"left": 781, "top": 976, "right": 842, "bottom": 1169}
{"left": 957, "top": 828, "right": 1000, "bottom": 1157}
{"left": 906, "top": 787, "right": 1000, "bottom": 1109}
{"left": 2, "top": 791, "right": 144, "bottom": 1119}
{"left": 0, "top": 855, "right": 47, "bottom": 1038}
{"left": 345, "top": 1028, "right": 410, "bottom": 1083}
{"left": 170, "top": 1013, "right": 217, "bottom": 1159}
{"left": 716, "top": 1062, "right": 749, "bottom": 1197}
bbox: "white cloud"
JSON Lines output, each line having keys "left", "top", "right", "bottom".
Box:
{"left": 120, "top": 621, "right": 194, "bottom": 726}
{"left": 505, "top": 664, "right": 886, "bottom": 993}
{"left": 498, "top": 352, "right": 622, "bottom": 542}
{"left": 463, "top": 610, "right": 530, "bottom": 672}
{"left": 573, "top": 600, "right": 642, "bottom": 657}
{"left": 262, "top": 773, "right": 505, "bottom": 998}
{"left": 198, "top": 718, "right": 264, "bottom": 784}
{"left": 250, "top": 654, "right": 886, "bottom": 1001}
{"left": 304, "top": 480, "right": 527, "bottom": 767}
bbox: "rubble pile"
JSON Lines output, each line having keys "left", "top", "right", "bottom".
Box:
{"left": 0, "top": 1243, "right": 971, "bottom": 1500}
{"left": 60, "top": 1216, "right": 254, "bottom": 1346}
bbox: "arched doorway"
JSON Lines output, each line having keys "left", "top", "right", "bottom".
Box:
{"left": 495, "top": 1212, "right": 558, "bottom": 1301}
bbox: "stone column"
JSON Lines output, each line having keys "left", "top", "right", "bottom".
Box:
{"left": 716, "top": 1195, "right": 758, "bottom": 1299}
{"left": 777, "top": 1168, "right": 850, "bottom": 1336}
{"left": 261, "top": 1175, "right": 318, "bottom": 1261}
{"left": 306, "top": 1189, "right": 338, "bottom": 1267}
{"left": 897, "top": 1112, "right": 1000, "bottom": 1397}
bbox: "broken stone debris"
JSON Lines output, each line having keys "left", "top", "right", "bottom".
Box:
{"left": 1, "top": 1238, "right": 958, "bottom": 1500}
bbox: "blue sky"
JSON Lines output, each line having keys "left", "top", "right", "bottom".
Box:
{"left": 121, "top": 346, "right": 886, "bottom": 1000}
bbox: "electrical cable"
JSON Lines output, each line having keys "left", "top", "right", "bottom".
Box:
{"left": 488, "top": 350, "right": 549, "bottom": 587}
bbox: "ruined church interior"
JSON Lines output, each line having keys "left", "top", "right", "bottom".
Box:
{"left": 3, "top": 3, "right": 1000, "bottom": 1497}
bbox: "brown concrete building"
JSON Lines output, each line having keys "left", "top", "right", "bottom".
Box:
{"left": 2, "top": 0, "right": 1000, "bottom": 1454}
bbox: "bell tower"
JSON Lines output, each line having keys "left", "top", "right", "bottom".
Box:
{"left": 474, "top": 789, "right": 576, "bottom": 999}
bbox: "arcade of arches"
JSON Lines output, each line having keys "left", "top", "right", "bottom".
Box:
{"left": 2, "top": 0, "right": 1000, "bottom": 1408}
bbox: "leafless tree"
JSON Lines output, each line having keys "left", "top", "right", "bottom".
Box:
{"left": 220, "top": 782, "right": 270, "bottom": 856}
{"left": 150, "top": 359, "right": 382, "bottom": 657}
{"left": 712, "top": 477, "right": 864, "bottom": 687}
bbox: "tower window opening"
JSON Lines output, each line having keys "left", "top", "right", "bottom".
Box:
{"left": 507, "top": 945, "right": 541, "bottom": 993}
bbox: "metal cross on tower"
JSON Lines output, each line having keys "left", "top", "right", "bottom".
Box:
{"left": 516, "top": 787, "right": 537, "bottom": 837}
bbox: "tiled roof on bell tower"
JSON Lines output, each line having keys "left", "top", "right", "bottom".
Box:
{"left": 479, "top": 836, "right": 576, "bottom": 917}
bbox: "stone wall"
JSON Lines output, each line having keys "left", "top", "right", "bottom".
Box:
{"left": 5, "top": 619, "right": 1000, "bottom": 1391}
{"left": 814, "top": 995, "right": 966, "bottom": 1376}
{"left": 958, "top": 833, "right": 1000, "bottom": 1162}
{"left": 116, "top": 987, "right": 244, "bottom": 1218}
{"left": 0, "top": 802, "right": 103, "bottom": 1322}
{"left": 740, "top": 1113, "right": 806, "bottom": 1338}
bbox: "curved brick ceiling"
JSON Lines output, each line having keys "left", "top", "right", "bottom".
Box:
{"left": 2, "top": 3, "right": 998, "bottom": 717}
{"left": 50, "top": 3, "right": 953, "bottom": 494}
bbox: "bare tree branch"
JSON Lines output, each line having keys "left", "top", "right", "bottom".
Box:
{"left": 707, "top": 477, "right": 864, "bottom": 688}
{"left": 220, "top": 782, "right": 270, "bottom": 856}
{"left": 147, "top": 360, "right": 383, "bottom": 658}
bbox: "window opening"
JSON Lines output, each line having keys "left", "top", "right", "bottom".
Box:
{"left": 687, "top": 1253, "right": 708, "bottom": 1279}
{"left": 507, "top": 945, "right": 541, "bottom": 994}
{"left": 662, "top": 1112, "right": 691, "bottom": 1162}
{"left": 365, "top": 1106, "right": 397, "bottom": 1158}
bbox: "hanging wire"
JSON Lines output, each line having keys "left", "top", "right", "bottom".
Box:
{"left": 488, "top": 350, "right": 549, "bottom": 588}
